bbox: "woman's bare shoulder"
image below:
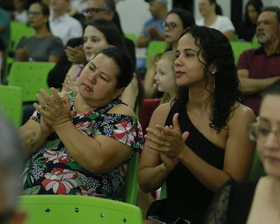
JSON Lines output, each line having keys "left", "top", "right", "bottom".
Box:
{"left": 108, "top": 103, "right": 136, "bottom": 117}
{"left": 230, "top": 102, "right": 256, "bottom": 124}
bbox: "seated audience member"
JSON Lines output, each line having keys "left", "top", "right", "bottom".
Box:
{"left": 15, "top": 2, "right": 63, "bottom": 62}
{"left": 237, "top": 0, "right": 263, "bottom": 42}
{"left": 0, "top": 112, "right": 26, "bottom": 224}
{"left": 144, "top": 8, "right": 195, "bottom": 98}
{"left": 237, "top": 6, "right": 280, "bottom": 117}
{"left": 0, "top": 5, "right": 11, "bottom": 50}
{"left": 12, "top": 0, "right": 28, "bottom": 23}
{"left": 61, "top": 18, "right": 142, "bottom": 111}
{"left": 154, "top": 51, "right": 178, "bottom": 104}
{"left": 138, "top": 25, "right": 256, "bottom": 224}
{"left": 196, "top": 0, "right": 235, "bottom": 41}
{"left": 47, "top": 0, "right": 136, "bottom": 89}
{"left": 136, "top": 0, "right": 167, "bottom": 49}
{"left": 49, "top": 0, "right": 83, "bottom": 46}
{"left": 19, "top": 47, "right": 143, "bottom": 198}
{"left": 204, "top": 79, "right": 280, "bottom": 224}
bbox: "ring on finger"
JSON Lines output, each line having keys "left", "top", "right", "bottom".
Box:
{"left": 42, "top": 105, "right": 48, "bottom": 110}
{"left": 160, "top": 141, "right": 164, "bottom": 146}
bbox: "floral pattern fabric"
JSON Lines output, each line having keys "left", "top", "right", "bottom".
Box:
{"left": 20, "top": 91, "right": 143, "bottom": 201}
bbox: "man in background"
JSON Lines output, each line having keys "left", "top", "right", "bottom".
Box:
{"left": 237, "top": 6, "right": 280, "bottom": 116}
{"left": 49, "top": 0, "right": 83, "bottom": 46}
{"left": 136, "top": 0, "right": 167, "bottom": 48}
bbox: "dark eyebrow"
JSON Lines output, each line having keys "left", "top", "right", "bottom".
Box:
{"left": 89, "top": 62, "right": 109, "bottom": 78}
{"left": 176, "top": 48, "right": 197, "bottom": 54}
{"left": 258, "top": 117, "right": 280, "bottom": 125}
{"left": 183, "top": 48, "right": 197, "bottom": 53}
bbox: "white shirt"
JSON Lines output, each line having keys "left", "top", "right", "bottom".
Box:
{"left": 14, "top": 10, "right": 28, "bottom": 23}
{"left": 49, "top": 14, "right": 83, "bottom": 46}
{"left": 196, "top": 15, "right": 235, "bottom": 33}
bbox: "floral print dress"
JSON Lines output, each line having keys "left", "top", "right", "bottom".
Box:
{"left": 20, "top": 91, "right": 143, "bottom": 201}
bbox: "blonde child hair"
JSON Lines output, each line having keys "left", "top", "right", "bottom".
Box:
{"left": 157, "top": 51, "right": 178, "bottom": 104}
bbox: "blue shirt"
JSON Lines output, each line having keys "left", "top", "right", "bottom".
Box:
{"left": 140, "top": 17, "right": 165, "bottom": 41}
{"left": 0, "top": 8, "right": 11, "bottom": 49}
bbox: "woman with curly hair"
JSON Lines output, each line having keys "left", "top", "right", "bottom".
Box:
{"left": 138, "top": 25, "right": 256, "bottom": 224}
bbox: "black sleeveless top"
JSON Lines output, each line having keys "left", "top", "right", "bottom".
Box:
{"left": 156, "top": 101, "right": 225, "bottom": 224}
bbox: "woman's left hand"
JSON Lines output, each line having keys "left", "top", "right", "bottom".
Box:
{"left": 33, "top": 88, "right": 74, "bottom": 129}
{"left": 145, "top": 113, "right": 190, "bottom": 159}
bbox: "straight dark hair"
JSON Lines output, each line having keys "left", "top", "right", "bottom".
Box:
{"left": 31, "top": 2, "right": 51, "bottom": 32}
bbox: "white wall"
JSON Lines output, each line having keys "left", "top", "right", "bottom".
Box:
{"left": 116, "top": 0, "right": 172, "bottom": 36}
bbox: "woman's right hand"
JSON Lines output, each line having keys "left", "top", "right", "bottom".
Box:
{"left": 15, "top": 47, "right": 29, "bottom": 61}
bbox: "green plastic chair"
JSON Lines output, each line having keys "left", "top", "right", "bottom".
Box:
{"left": 124, "top": 33, "right": 136, "bottom": 45}
{"left": 230, "top": 41, "right": 252, "bottom": 64}
{"left": 0, "top": 85, "right": 22, "bottom": 128}
{"left": 8, "top": 21, "right": 35, "bottom": 54}
{"left": 146, "top": 41, "right": 168, "bottom": 68}
{"left": 18, "top": 195, "right": 143, "bottom": 224}
{"left": 251, "top": 35, "right": 261, "bottom": 49}
{"left": 123, "top": 152, "right": 139, "bottom": 205}
{"left": 8, "top": 62, "right": 56, "bottom": 104}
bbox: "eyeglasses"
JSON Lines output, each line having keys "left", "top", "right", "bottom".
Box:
{"left": 248, "top": 122, "right": 280, "bottom": 141}
{"left": 161, "top": 21, "right": 181, "bottom": 31}
{"left": 83, "top": 7, "right": 109, "bottom": 16}
{"left": 27, "top": 11, "right": 42, "bottom": 17}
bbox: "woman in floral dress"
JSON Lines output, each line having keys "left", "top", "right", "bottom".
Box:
{"left": 19, "top": 47, "right": 143, "bottom": 200}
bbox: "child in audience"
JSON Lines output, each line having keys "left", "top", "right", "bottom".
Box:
{"left": 154, "top": 51, "right": 178, "bottom": 104}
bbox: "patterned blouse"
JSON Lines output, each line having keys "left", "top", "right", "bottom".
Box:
{"left": 20, "top": 91, "right": 143, "bottom": 201}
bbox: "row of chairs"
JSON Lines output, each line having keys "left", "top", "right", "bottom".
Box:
{"left": 136, "top": 40, "right": 260, "bottom": 69}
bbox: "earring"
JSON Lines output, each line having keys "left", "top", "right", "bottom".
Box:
{"left": 212, "top": 72, "right": 215, "bottom": 88}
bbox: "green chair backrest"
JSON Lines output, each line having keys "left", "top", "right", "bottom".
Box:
{"left": 230, "top": 41, "right": 252, "bottom": 64}
{"left": 0, "top": 85, "right": 22, "bottom": 128}
{"left": 146, "top": 41, "right": 168, "bottom": 68}
{"left": 123, "top": 151, "right": 139, "bottom": 205}
{"left": 8, "top": 62, "right": 56, "bottom": 104}
{"left": 124, "top": 33, "right": 136, "bottom": 45}
{"left": 159, "top": 182, "right": 167, "bottom": 200}
{"left": 18, "top": 195, "right": 142, "bottom": 224}
{"left": 233, "top": 34, "right": 239, "bottom": 42}
{"left": 8, "top": 21, "right": 35, "bottom": 54}
{"left": 251, "top": 34, "right": 261, "bottom": 48}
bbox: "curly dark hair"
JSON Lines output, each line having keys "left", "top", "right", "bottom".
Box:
{"left": 175, "top": 25, "right": 242, "bottom": 133}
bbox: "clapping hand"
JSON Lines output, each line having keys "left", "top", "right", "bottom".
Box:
{"left": 145, "top": 113, "right": 190, "bottom": 161}
{"left": 65, "top": 45, "right": 85, "bottom": 64}
{"left": 15, "top": 47, "right": 30, "bottom": 61}
{"left": 33, "top": 88, "right": 75, "bottom": 130}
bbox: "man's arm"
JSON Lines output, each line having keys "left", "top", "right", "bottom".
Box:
{"left": 137, "top": 33, "right": 151, "bottom": 48}
{"left": 238, "top": 69, "right": 280, "bottom": 95}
